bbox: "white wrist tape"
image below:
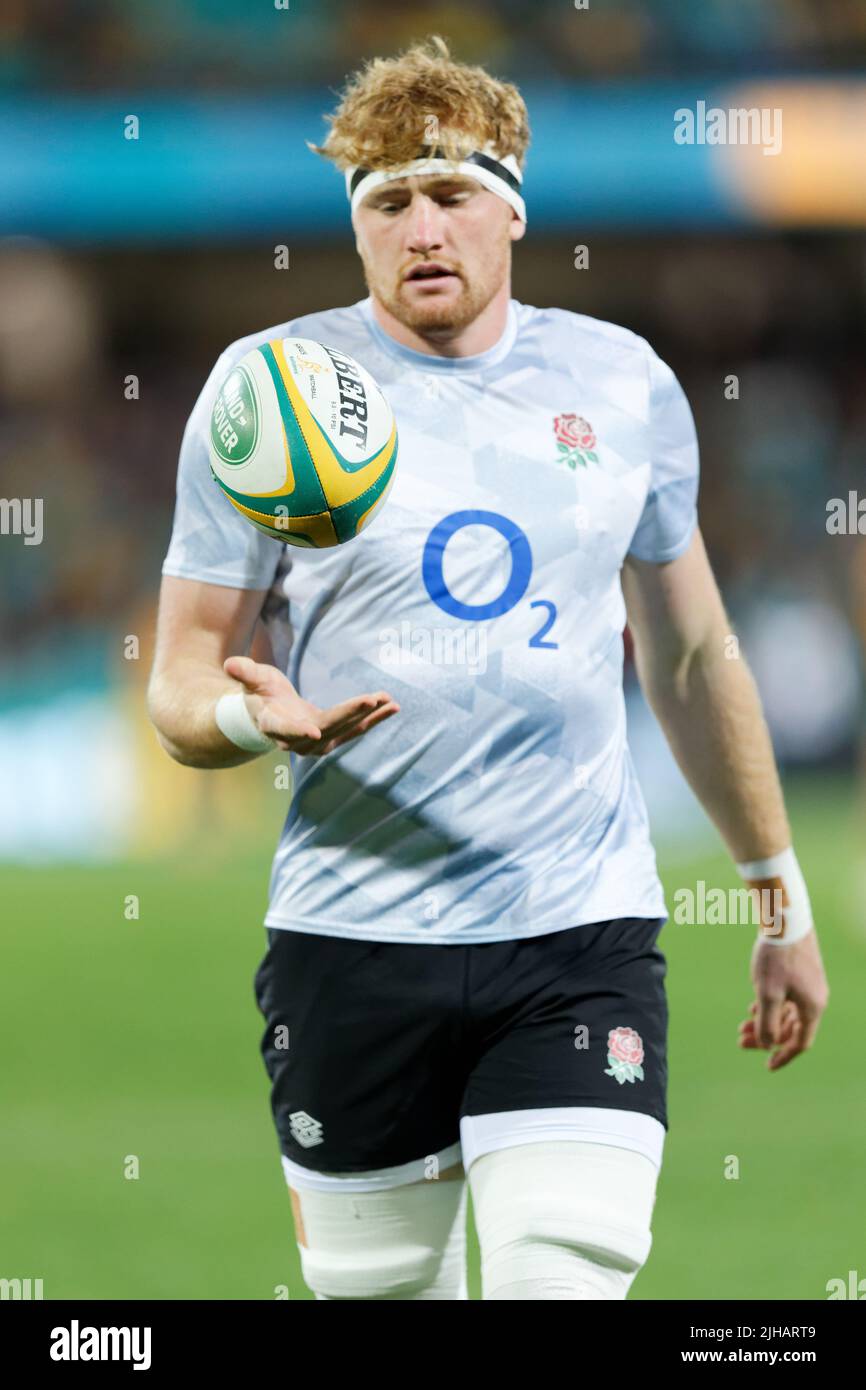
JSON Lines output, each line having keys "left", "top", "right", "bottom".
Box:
{"left": 214, "top": 691, "right": 276, "bottom": 755}
{"left": 735, "top": 846, "right": 814, "bottom": 946}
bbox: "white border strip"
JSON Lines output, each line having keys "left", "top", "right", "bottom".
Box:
{"left": 280, "top": 1141, "right": 463, "bottom": 1193}
{"left": 460, "top": 1107, "right": 667, "bottom": 1173}
{"left": 279, "top": 1108, "right": 665, "bottom": 1192}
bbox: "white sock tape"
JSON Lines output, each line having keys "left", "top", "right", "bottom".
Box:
{"left": 735, "top": 846, "right": 814, "bottom": 946}
{"left": 214, "top": 691, "right": 276, "bottom": 755}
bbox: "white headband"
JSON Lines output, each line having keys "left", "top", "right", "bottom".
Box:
{"left": 345, "top": 145, "right": 526, "bottom": 222}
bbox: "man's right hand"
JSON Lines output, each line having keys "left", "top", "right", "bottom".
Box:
{"left": 223, "top": 655, "right": 400, "bottom": 756}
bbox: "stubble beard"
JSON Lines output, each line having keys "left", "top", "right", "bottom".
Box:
{"left": 360, "top": 240, "right": 510, "bottom": 341}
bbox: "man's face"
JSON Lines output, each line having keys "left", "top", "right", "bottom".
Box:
{"left": 352, "top": 173, "right": 525, "bottom": 337}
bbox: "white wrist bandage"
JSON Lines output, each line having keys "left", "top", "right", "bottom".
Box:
{"left": 214, "top": 691, "right": 276, "bottom": 754}
{"left": 735, "top": 846, "right": 814, "bottom": 946}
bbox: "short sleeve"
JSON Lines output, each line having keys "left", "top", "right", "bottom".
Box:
{"left": 161, "top": 347, "right": 284, "bottom": 591}
{"left": 627, "top": 345, "right": 700, "bottom": 564}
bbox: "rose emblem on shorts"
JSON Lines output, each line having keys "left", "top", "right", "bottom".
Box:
{"left": 553, "top": 413, "right": 598, "bottom": 469}
{"left": 604, "top": 1026, "right": 645, "bottom": 1084}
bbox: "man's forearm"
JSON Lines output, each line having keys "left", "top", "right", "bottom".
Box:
{"left": 634, "top": 631, "right": 790, "bottom": 863}
{"left": 147, "top": 662, "right": 258, "bottom": 769}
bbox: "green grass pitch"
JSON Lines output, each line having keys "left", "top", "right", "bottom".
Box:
{"left": 1, "top": 775, "right": 862, "bottom": 1300}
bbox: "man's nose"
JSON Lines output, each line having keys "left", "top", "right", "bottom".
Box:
{"left": 406, "top": 194, "right": 445, "bottom": 251}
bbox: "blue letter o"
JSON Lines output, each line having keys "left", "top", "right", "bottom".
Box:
{"left": 422, "top": 510, "right": 533, "bottom": 620}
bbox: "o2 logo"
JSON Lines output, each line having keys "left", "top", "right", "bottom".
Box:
{"left": 421, "top": 510, "right": 558, "bottom": 649}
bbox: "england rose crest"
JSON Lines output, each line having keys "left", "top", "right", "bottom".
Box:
{"left": 604, "top": 1026, "right": 645, "bottom": 1084}
{"left": 553, "top": 413, "right": 598, "bottom": 469}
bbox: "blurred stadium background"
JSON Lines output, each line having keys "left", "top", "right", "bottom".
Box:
{"left": 2, "top": 0, "right": 865, "bottom": 1300}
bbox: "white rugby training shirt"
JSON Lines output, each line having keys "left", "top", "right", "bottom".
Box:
{"left": 163, "top": 297, "right": 700, "bottom": 943}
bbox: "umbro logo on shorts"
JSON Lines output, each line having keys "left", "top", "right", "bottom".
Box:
{"left": 289, "top": 1110, "right": 324, "bottom": 1148}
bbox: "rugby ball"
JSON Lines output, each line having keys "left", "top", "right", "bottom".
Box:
{"left": 208, "top": 337, "right": 397, "bottom": 547}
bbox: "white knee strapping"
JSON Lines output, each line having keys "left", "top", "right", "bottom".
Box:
{"left": 293, "top": 1177, "right": 468, "bottom": 1300}
{"left": 469, "top": 1140, "right": 660, "bottom": 1301}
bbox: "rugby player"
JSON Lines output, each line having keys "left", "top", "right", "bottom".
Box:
{"left": 148, "top": 37, "right": 829, "bottom": 1300}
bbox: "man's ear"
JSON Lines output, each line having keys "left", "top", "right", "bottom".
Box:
{"left": 350, "top": 213, "right": 362, "bottom": 258}
{"left": 509, "top": 215, "right": 526, "bottom": 243}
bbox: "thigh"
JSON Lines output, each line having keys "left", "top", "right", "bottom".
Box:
{"left": 461, "top": 917, "right": 669, "bottom": 1136}
{"left": 468, "top": 1139, "right": 660, "bottom": 1300}
{"left": 253, "top": 928, "right": 467, "bottom": 1174}
{"left": 291, "top": 1168, "right": 468, "bottom": 1300}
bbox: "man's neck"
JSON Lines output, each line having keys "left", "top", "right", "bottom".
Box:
{"left": 369, "top": 282, "right": 512, "bottom": 359}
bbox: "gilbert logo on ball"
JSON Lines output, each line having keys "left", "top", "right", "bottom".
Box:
{"left": 208, "top": 338, "right": 398, "bottom": 547}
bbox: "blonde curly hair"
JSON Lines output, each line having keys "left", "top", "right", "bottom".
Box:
{"left": 310, "top": 35, "right": 530, "bottom": 173}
